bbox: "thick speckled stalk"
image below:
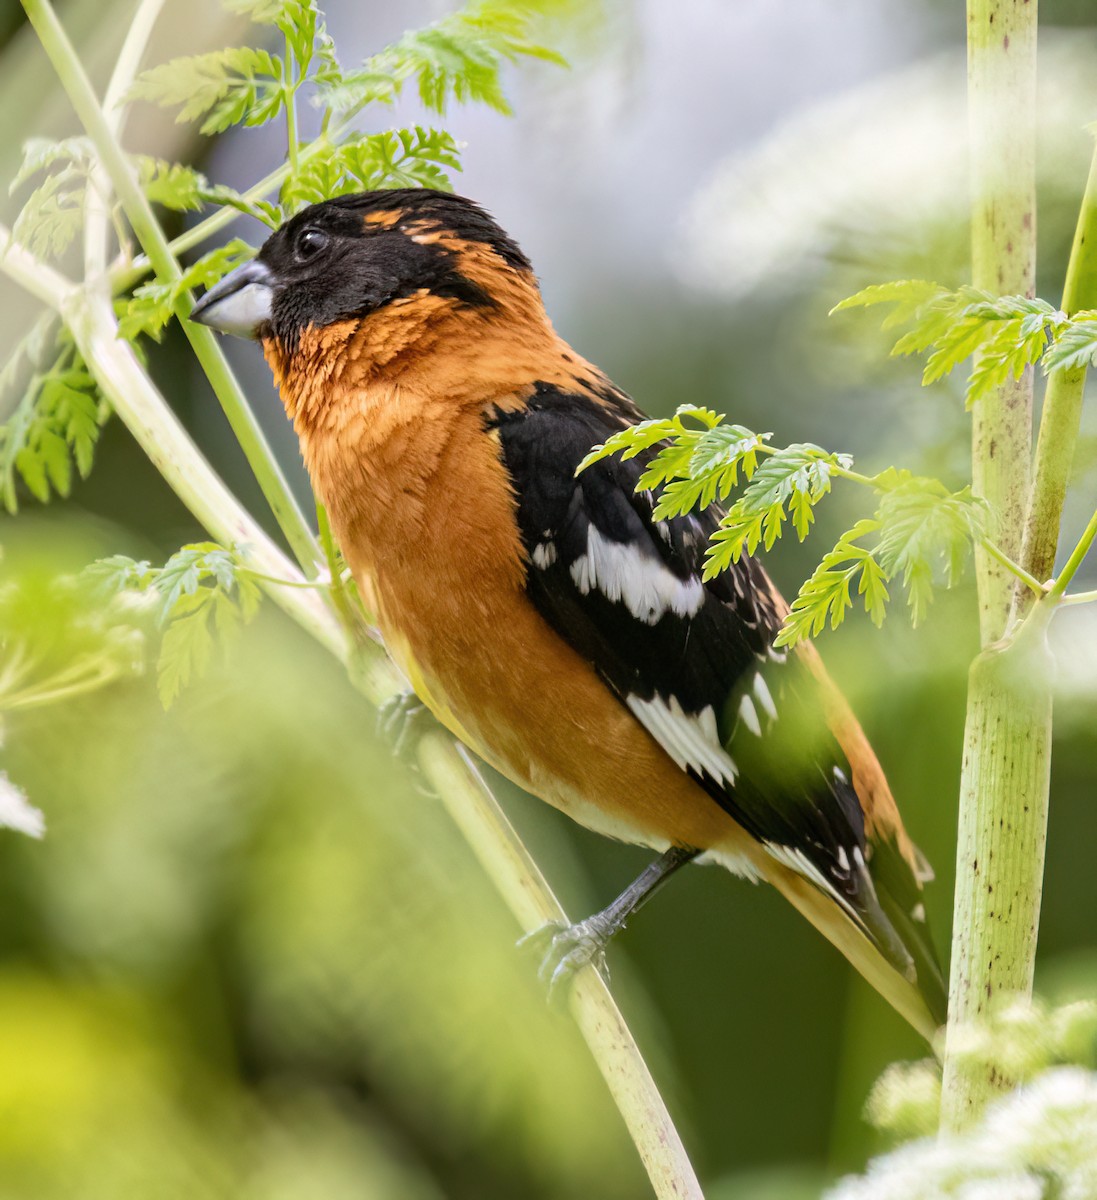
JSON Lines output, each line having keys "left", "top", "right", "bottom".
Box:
{"left": 941, "top": 0, "right": 1050, "bottom": 1132}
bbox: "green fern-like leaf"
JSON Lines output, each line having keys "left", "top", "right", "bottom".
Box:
{"left": 703, "top": 443, "right": 853, "bottom": 571}
{"left": 775, "top": 520, "right": 885, "bottom": 647}
{"left": 11, "top": 168, "right": 87, "bottom": 260}
{"left": 281, "top": 127, "right": 462, "bottom": 210}
{"left": 1, "top": 324, "right": 108, "bottom": 513}
{"left": 88, "top": 542, "right": 263, "bottom": 707}
{"left": 315, "top": 0, "right": 566, "bottom": 116}
{"left": 833, "top": 280, "right": 1067, "bottom": 406}
{"left": 873, "top": 475, "right": 988, "bottom": 623}
{"left": 128, "top": 47, "right": 285, "bottom": 135}
{"left": 9, "top": 136, "right": 95, "bottom": 193}
{"left": 1043, "top": 313, "right": 1097, "bottom": 374}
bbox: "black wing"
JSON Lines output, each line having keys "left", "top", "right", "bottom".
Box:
{"left": 489, "top": 380, "right": 938, "bottom": 995}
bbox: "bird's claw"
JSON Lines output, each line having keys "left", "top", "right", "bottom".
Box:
{"left": 377, "top": 688, "right": 431, "bottom": 759}
{"left": 518, "top": 916, "right": 615, "bottom": 1002}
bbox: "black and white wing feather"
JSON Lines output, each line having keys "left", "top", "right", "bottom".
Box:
{"left": 489, "top": 380, "right": 942, "bottom": 1004}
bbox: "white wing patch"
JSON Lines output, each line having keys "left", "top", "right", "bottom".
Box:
{"left": 738, "top": 693, "right": 762, "bottom": 737}
{"left": 570, "top": 525, "right": 706, "bottom": 624}
{"left": 627, "top": 693, "right": 738, "bottom": 786}
{"left": 532, "top": 541, "right": 557, "bottom": 568}
{"left": 753, "top": 673, "right": 777, "bottom": 721}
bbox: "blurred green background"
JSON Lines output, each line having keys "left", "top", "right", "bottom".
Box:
{"left": 2, "top": 0, "right": 1097, "bottom": 1196}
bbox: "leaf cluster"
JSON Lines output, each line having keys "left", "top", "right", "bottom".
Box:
{"left": 87, "top": 543, "right": 262, "bottom": 707}
{"left": 125, "top": 0, "right": 565, "bottom": 225}
{"left": 0, "top": 318, "right": 107, "bottom": 513}
{"left": 127, "top": 46, "right": 286, "bottom": 136}
{"left": 778, "top": 476, "right": 988, "bottom": 647}
{"left": 281, "top": 126, "right": 462, "bottom": 209}
{"left": 579, "top": 405, "right": 768, "bottom": 516}
{"left": 315, "top": 0, "right": 566, "bottom": 117}
{"left": 833, "top": 279, "right": 1087, "bottom": 406}
{"left": 583, "top": 407, "right": 989, "bottom": 647}
{"left": 705, "top": 442, "right": 854, "bottom": 568}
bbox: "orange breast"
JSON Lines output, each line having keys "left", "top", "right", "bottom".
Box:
{"left": 288, "top": 366, "right": 750, "bottom": 856}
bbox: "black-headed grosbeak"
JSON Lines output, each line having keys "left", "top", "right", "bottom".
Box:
{"left": 191, "top": 189, "right": 946, "bottom": 1039}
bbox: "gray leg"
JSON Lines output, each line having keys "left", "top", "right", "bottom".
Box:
{"left": 523, "top": 844, "right": 700, "bottom": 995}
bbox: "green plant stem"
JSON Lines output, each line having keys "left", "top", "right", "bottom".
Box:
{"left": 84, "top": 0, "right": 166, "bottom": 281}
{"left": 1049, "top": 507, "right": 1097, "bottom": 597}
{"left": 829, "top": 464, "right": 879, "bottom": 489}
{"left": 315, "top": 501, "right": 371, "bottom": 643}
{"left": 2, "top": 660, "right": 128, "bottom": 711}
{"left": 283, "top": 40, "right": 300, "bottom": 177}
{"left": 979, "top": 537, "right": 1045, "bottom": 596}
{"left": 431, "top": 742, "right": 704, "bottom": 1200}
{"left": 1061, "top": 588, "right": 1097, "bottom": 606}
{"left": 0, "top": 221, "right": 702, "bottom": 1200}
{"left": 941, "top": 0, "right": 1049, "bottom": 1134}
{"left": 239, "top": 569, "right": 339, "bottom": 591}
{"left": 20, "top": 0, "right": 319, "bottom": 576}
{"left": 1018, "top": 141, "right": 1097, "bottom": 593}
{"left": 967, "top": 10, "right": 1038, "bottom": 641}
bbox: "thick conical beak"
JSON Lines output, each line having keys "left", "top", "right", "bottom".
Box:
{"left": 189, "top": 258, "right": 274, "bottom": 339}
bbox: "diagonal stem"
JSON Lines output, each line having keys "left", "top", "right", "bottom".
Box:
{"left": 1048, "top": 507, "right": 1097, "bottom": 598}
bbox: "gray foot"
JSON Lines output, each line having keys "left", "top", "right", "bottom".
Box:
{"left": 519, "top": 913, "right": 619, "bottom": 999}
{"left": 376, "top": 688, "right": 431, "bottom": 758}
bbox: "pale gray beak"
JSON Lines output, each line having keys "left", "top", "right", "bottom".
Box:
{"left": 189, "top": 259, "right": 274, "bottom": 339}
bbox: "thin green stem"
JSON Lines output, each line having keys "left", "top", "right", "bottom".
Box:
{"left": 1048, "top": 508, "right": 1097, "bottom": 598}
{"left": 283, "top": 39, "right": 300, "bottom": 177}
{"left": 432, "top": 740, "right": 703, "bottom": 1200}
{"left": 1, "top": 661, "right": 126, "bottom": 711}
{"left": 979, "top": 537, "right": 1046, "bottom": 596}
{"left": 316, "top": 501, "right": 371, "bottom": 643}
{"left": 1060, "top": 588, "right": 1097, "bottom": 606}
{"left": 115, "top": 106, "right": 365, "bottom": 291}
{"left": 239, "top": 569, "right": 335, "bottom": 590}
{"left": 1017, "top": 140, "right": 1097, "bottom": 598}
{"left": 829, "top": 464, "right": 879, "bottom": 489}
{"left": 20, "top": 0, "right": 319, "bottom": 575}
{"left": 84, "top": 0, "right": 166, "bottom": 281}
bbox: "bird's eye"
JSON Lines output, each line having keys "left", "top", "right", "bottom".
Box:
{"left": 295, "top": 228, "right": 329, "bottom": 261}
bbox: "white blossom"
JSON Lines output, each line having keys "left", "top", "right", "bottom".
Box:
{"left": 830, "top": 1066, "right": 1097, "bottom": 1200}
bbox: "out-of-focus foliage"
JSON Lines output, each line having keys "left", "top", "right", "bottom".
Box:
{"left": 0, "top": 523, "right": 646, "bottom": 1200}
{"left": 0, "top": 315, "right": 107, "bottom": 515}
{"left": 87, "top": 542, "right": 262, "bottom": 706}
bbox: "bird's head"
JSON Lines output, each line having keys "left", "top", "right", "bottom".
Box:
{"left": 190, "top": 188, "right": 546, "bottom": 374}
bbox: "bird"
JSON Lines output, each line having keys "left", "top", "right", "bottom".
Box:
{"left": 190, "top": 187, "right": 946, "bottom": 1039}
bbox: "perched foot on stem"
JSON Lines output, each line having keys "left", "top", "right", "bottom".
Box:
{"left": 520, "top": 911, "right": 619, "bottom": 999}
{"left": 518, "top": 845, "right": 700, "bottom": 1001}
{"left": 377, "top": 688, "right": 433, "bottom": 759}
